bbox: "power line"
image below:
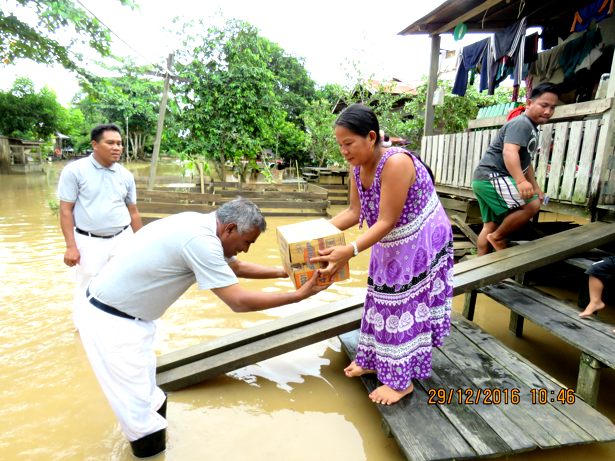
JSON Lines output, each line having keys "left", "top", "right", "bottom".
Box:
{"left": 74, "top": 0, "right": 173, "bottom": 75}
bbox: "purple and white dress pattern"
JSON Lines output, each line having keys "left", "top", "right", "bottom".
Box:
{"left": 353, "top": 148, "right": 454, "bottom": 391}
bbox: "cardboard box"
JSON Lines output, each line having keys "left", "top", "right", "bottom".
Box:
{"left": 276, "top": 218, "right": 350, "bottom": 288}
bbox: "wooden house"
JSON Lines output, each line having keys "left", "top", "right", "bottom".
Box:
{"left": 399, "top": 0, "right": 615, "bottom": 221}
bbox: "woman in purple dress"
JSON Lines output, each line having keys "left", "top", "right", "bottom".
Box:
{"left": 312, "top": 104, "right": 454, "bottom": 405}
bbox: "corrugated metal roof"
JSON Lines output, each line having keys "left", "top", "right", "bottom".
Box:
{"left": 399, "top": 0, "right": 588, "bottom": 36}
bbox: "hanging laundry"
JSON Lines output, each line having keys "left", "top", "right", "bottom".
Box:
{"left": 488, "top": 17, "right": 527, "bottom": 95}
{"left": 528, "top": 41, "right": 568, "bottom": 86}
{"left": 452, "top": 38, "right": 491, "bottom": 96}
{"left": 559, "top": 27, "right": 603, "bottom": 78}
{"left": 570, "top": 0, "right": 614, "bottom": 33}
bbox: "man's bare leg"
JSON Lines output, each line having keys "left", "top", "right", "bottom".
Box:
{"left": 579, "top": 276, "right": 606, "bottom": 317}
{"left": 344, "top": 360, "right": 375, "bottom": 377}
{"left": 369, "top": 382, "right": 414, "bottom": 405}
{"left": 487, "top": 200, "right": 540, "bottom": 251}
{"left": 477, "top": 222, "right": 498, "bottom": 256}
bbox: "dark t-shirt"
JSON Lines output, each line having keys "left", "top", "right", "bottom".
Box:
{"left": 473, "top": 114, "right": 538, "bottom": 180}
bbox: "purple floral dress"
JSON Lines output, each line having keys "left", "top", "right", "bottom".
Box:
{"left": 353, "top": 147, "right": 454, "bottom": 391}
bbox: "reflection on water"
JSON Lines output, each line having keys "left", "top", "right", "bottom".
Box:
{"left": 1, "top": 161, "right": 613, "bottom": 460}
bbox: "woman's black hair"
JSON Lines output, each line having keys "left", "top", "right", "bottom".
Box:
{"left": 335, "top": 104, "right": 381, "bottom": 144}
{"left": 336, "top": 103, "right": 435, "bottom": 183}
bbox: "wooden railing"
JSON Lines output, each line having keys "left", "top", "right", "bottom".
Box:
{"left": 420, "top": 100, "right": 615, "bottom": 217}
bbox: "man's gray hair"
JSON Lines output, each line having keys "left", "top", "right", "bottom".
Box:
{"left": 216, "top": 197, "right": 266, "bottom": 233}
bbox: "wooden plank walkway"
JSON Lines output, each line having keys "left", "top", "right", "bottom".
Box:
{"left": 157, "top": 221, "right": 615, "bottom": 390}
{"left": 339, "top": 315, "right": 615, "bottom": 461}
{"left": 467, "top": 279, "right": 615, "bottom": 406}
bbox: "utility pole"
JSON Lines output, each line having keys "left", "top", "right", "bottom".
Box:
{"left": 148, "top": 53, "right": 173, "bottom": 191}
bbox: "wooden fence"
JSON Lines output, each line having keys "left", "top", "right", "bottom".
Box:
{"left": 421, "top": 114, "right": 614, "bottom": 217}
{"left": 136, "top": 181, "right": 330, "bottom": 219}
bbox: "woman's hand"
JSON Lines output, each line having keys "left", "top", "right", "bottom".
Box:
{"left": 309, "top": 244, "right": 354, "bottom": 277}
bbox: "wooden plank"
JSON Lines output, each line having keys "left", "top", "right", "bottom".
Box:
{"left": 468, "top": 98, "right": 613, "bottom": 130}
{"left": 446, "top": 134, "right": 456, "bottom": 186}
{"left": 454, "top": 222, "right": 615, "bottom": 295}
{"left": 421, "top": 135, "right": 428, "bottom": 166}
{"left": 464, "top": 131, "right": 474, "bottom": 188}
{"left": 448, "top": 316, "right": 595, "bottom": 447}
{"left": 547, "top": 122, "right": 569, "bottom": 199}
{"left": 480, "top": 280, "right": 615, "bottom": 367}
{"left": 449, "top": 213, "right": 478, "bottom": 245}
{"left": 157, "top": 308, "right": 362, "bottom": 391}
{"left": 559, "top": 121, "right": 583, "bottom": 201}
{"left": 138, "top": 201, "right": 328, "bottom": 213}
{"left": 453, "top": 221, "right": 612, "bottom": 276}
{"left": 472, "top": 131, "right": 483, "bottom": 182}
{"left": 157, "top": 295, "right": 364, "bottom": 372}
{"left": 535, "top": 124, "right": 553, "bottom": 190}
{"left": 573, "top": 119, "right": 599, "bottom": 204}
{"left": 426, "top": 348, "right": 534, "bottom": 454}
{"left": 454, "top": 316, "right": 615, "bottom": 442}
{"left": 339, "top": 331, "right": 477, "bottom": 461}
{"left": 458, "top": 132, "right": 468, "bottom": 188}
{"left": 442, "top": 135, "right": 451, "bottom": 185}
{"left": 435, "top": 134, "right": 445, "bottom": 184}
{"left": 452, "top": 133, "right": 462, "bottom": 187}
{"left": 138, "top": 202, "right": 216, "bottom": 214}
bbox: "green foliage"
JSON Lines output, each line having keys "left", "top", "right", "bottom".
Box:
{"left": 75, "top": 60, "right": 163, "bottom": 159}
{"left": 403, "top": 79, "right": 514, "bottom": 149}
{"left": 47, "top": 198, "right": 59, "bottom": 216}
{"left": 0, "top": 77, "right": 65, "bottom": 140}
{"left": 172, "top": 18, "right": 316, "bottom": 182}
{"left": 302, "top": 98, "right": 341, "bottom": 167}
{"left": 0, "top": 0, "right": 135, "bottom": 72}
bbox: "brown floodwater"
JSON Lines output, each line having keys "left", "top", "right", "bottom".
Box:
{"left": 1, "top": 161, "right": 613, "bottom": 460}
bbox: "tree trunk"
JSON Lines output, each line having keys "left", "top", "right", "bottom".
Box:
{"left": 196, "top": 161, "right": 205, "bottom": 194}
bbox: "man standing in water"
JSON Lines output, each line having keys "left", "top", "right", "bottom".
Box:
{"left": 57, "top": 124, "right": 142, "bottom": 328}
{"left": 471, "top": 83, "right": 559, "bottom": 255}
{"left": 81, "top": 198, "right": 330, "bottom": 458}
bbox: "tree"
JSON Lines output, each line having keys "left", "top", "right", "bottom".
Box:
{"left": 302, "top": 97, "right": 341, "bottom": 167}
{"left": 0, "top": 77, "right": 64, "bottom": 140}
{"left": 173, "top": 19, "right": 315, "bottom": 184}
{"left": 1, "top": 0, "right": 135, "bottom": 72}
{"left": 75, "top": 60, "right": 163, "bottom": 159}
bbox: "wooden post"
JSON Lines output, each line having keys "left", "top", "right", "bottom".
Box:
{"left": 424, "top": 34, "right": 441, "bottom": 137}
{"left": 576, "top": 352, "right": 603, "bottom": 407}
{"left": 148, "top": 53, "right": 174, "bottom": 191}
{"left": 508, "top": 312, "right": 525, "bottom": 337}
{"left": 589, "top": 54, "right": 615, "bottom": 213}
{"left": 462, "top": 290, "right": 477, "bottom": 321}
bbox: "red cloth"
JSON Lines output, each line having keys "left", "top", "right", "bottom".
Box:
{"left": 506, "top": 105, "right": 526, "bottom": 120}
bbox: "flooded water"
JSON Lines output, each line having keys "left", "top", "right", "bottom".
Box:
{"left": 1, "top": 161, "right": 613, "bottom": 460}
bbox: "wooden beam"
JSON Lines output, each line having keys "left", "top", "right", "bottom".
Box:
{"left": 424, "top": 34, "right": 441, "bottom": 137}
{"left": 468, "top": 98, "right": 613, "bottom": 130}
{"left": 432, "top": 0, "right": 503, "bottom": 35}
{"left": 449, "top": 213, "right": 478, "bottom": 245}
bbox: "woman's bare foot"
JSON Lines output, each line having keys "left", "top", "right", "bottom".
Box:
{"left": 579, "top": 301, "right": 606, "bottom": 318}
{"left": 486, "top": 233, "right": 507, "bottom": 251}
{"left": 343, "top": 361, "right": 375, "bottom": 378}
{"left": 369, "top": 383, "right": 414, "bottom": 405}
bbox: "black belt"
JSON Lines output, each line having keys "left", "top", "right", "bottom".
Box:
{"left": 86, "top": 288, "right": 138, "bottom": 320}
{"left": 75, "top": 225, "right": 128, "bottom": 239}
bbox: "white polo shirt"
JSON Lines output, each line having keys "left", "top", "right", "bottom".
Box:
{"left": 88, "top": 212, "right": 238, "bottom": 320}
{"left": 57, "top": 154, "right": 137, "bottom": 235}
